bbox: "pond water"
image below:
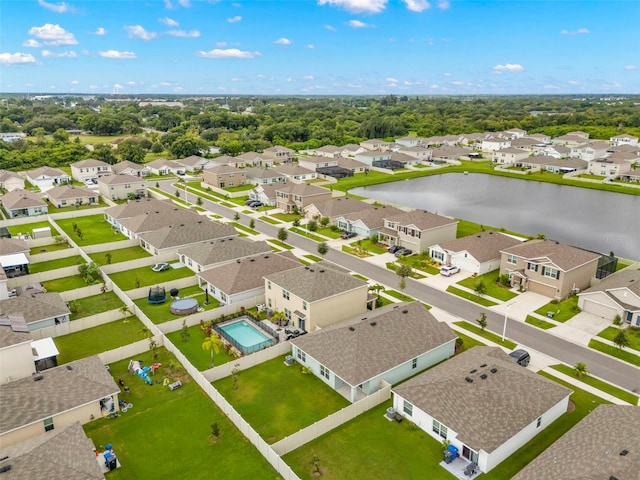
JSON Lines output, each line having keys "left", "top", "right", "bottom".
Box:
{"left": 351, "top": 173, "right": 640, "bottom": 260}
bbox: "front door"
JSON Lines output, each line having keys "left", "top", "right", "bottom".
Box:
{"left": 462, "top": 445, "right": 479, "bottom": 463}
{"left": 298, "top": 317, "right": 306, "bottom": 331}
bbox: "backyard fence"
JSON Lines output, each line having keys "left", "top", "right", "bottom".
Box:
{"left": 29, "top": 309, "right": 124, "bottom": 340}
{"left": 59, "top": 283, "right": 110, "bottom": 302}
{"left": 29, "top": 246, "right": 80, "bottom": 262}
{"left": 99, "top": 252, "right": 176, "bottom": 275}
{"left": 7, "top": 265, "right": 81, "bottom": 288}
{"left": 81, "top": 238, "right": 139, "bottom": 254}
{"left": 202, "top": 341, "right": 291, "bottom": 382}
{"left": 98, "top": 338, "right": 159, "bottom": 365}
{"left": 26, "top": 236, "right": 66, "bottom": 249}
{"left": 124, "top": 276, "right": 198, "bottom": 301}
{"left": 48, "top": 208, "right": 107, "bottom": 221}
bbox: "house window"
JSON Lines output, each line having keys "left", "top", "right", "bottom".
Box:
{"left": 507, "top": 254, "right": 517, "bottom": 265}
{"left": 303, "top": 301, "right": 307, "bottom": 311}
{"left": 412, "top": 358, "right": 417, "bottom": 369}
{"left": 536, "top": 416, "right": 542, "bottom": 428}
{"left": 320, "top": 365, "right": 329, "bottom": 380}
{"left": 209, "top": 286, "right": 216, "bottom": 294}
{"left": 432, "top": 420, "right": 448, "bottom": 439}
{"left": 268, "top": 298, "right": 272, "bottom": 308}
{"left": 543, "top": 267, "right": 560, "bottom": 279}
{"left": 432, "top": 250, "right": 444, "bottom": 262}
{"left": 527, "top": 262, "right": 539, "bottom": 272}
{"left": 44, "top": 417, "right": 54, "bottom": 432}
{"left": 267, "top": 281, "right": 271, "bottom": 290}
{"left": 283, "top": 289, "right": 290, "bottom": 300}
{"left": 284, "top": 308, "right": 291, "bottom": 320}
{"left": 403, "top": 400, "right": 413, "bottom": 416}
{"left": 297, "top": 348, "right": 306, "bottom": 362}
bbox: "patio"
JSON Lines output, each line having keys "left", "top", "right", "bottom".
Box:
{"left": 440, "top": 456, "right": 476, "bottom": 480}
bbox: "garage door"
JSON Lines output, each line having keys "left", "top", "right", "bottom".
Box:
{"left": 582, "top": 299, "right": 617, "bottom": 320}
{"left": 453, "top": 256, "right": 479, "bottom": 274}
{"left": 528, "top": 281, "right": 556, "bottom": 298}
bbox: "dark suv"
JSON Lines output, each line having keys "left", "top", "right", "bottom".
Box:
{"left": 509, "top": 349, "right": 531, "bottom": 367}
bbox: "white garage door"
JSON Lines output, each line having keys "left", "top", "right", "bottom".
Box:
{"left": 582, "top": 299, "right": 617, "bottom": 320}
{"left": 452, "top": 255, "right": 479, "bottom": 274}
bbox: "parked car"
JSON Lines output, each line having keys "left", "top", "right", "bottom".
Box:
{"left": 250, "top": 202, "right": 263, "bottom": 208}
{"left": 247, "top": 200, "right": 261, "bottom": 207}
{"left": 394, "top": 248, "right": 413, "bottom": 257}
{"left": 440, "top": 265, "right": 460, "bottom": 276}
{"left": 509, "top": 349, "right": 531, "bottom": 367}
{"left": 388, "top": 245, "right": 403, "bottom": 254}
{"left": 245, "top": 199, "right": 256, "bottom": 206}
{"left": 341, "top": 231, "right": 357, "bottom": 240}
{"left": 151, "top": 263, "right": 170, "bottom": 272}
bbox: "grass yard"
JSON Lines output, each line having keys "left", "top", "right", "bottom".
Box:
{"left": 224, "top": 184, "right": 254, "bottom": 192}
{"left": 41, "top": 274, "right": 89, "bottom": 292}
{"left": 534, "top": 296, "right": 580, "bottom": 323}
{"left": 73, "top": 134, "right": 129, "bottom": 145}
{"left": 109, "top": 264, "right": 194, "bottom": 291}
{"left": 29, "top": 241, "right": 70, "bottom": 255}
{"left": 284, "top": 401, "right": 456, "bottom": 480}
{"left": 165, "top": 324, "right": 236, "bottom": 370}
{"left": 383, "top": 289, "right": 414, "bottom": 302}
{"left": 290, "top": 227, "right": 325, "bottom": 242}
{"left": 549, "top": 364, "right": 638, "bottom": 405}
{"left": 453, "top": 321, "right": 517, "bottom": 350}
{"left": 446, "top": 286, "right": 499, "bottom": 307}
{"left": 395, "top": 255, "right": 440, "bottom": 275}
{"left": 69, "top": 291, "right": 123, "bottom": 320}
{"left": 351, "top": 273, "right": 368, "bottom": 281}
{"left": 46, "top": 199, "right": 105, "bottom": 213}
{"left": 455, "top": 331, "right": 486, "bottom": 351}
{"left": 525, "top": 315, "right": 557, "bottom": 330}
{"left": 349, "top": 238, "right": 387, "bottom": 254}
{"left": 270, "top": 212, "right": 302, "bottom": 223}
{"left": 83, "top": 348, "right": 277, "bottom": 480}
{"left": 588, "top": 339, "right": 640, "bottom": 367}
{"left": 341, "top": 244, "right": 371, "bottom": 258}
{"left": 89, "top": 246, "right": 152, "bottom": 266}
{"left": 303, "top": 254, "right": 322, "bottom": 262}
{"left": 315, "top": 226, "right": 342, "bottom": 239}
{"left": 7, "top": 220, "right": 53, "bottom": 236}
{"left": 56, "top": 214, "right": 127, "bottom": 246}
{"left": 229, "top": 221, "right": 259, "bottom": 235}
{"left": 597, "top": 326, "right": 640, "bottom": 352}
{"left": 213, "top": 356, "right": 350, "bottom": 443}
{"left": 616, "top": 260, "right": 631, "bottom": 271}
{"left": 457, "top": 270, "right": 518, "bottom": 302}
{"left": 133, "top": 294, "right": 219, "bottom": 325}
{"left": 259, "top": 215, "right": 281, "bottom": 224}
{"left": 55, "top": 316, "right": 145, "bottom": 364}
{"left": 375, "top": 295, "right": 394, "bottom": 308}
{"left": 267, "top": 239, "right": 294, "bottom": 250}
{"left": 28, "top": 255, "right": 83, "bottom": 273}
{"left": 386, "top": 262, "right": 426, "bottom": 280}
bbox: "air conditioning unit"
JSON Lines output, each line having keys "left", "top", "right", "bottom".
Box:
{"left": 572, "top": 287, "right": 580, "bottom": 294}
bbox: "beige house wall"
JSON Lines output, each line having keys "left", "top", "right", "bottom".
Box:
{"left": 396, "top": 222, "right": 457, "bottom": 253}
{"left": 0, "top": 342, "right": 34, "bottom": 384}
{"left": 99, "top": 180, "right": 147, "bottom": 200}
{"left": 202, "top": 171, "right": 246, "bottom": 188}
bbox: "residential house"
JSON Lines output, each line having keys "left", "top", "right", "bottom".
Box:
{"left": 505, "top": 128, "right": 527, "bottom": 139}
{"left": 273, "top": 164, "right": 318, "bottom": 183}
{"left": 118, "top": 207, "right": 202, "bottom": 240}
{"left": 430, "top": 231, "right": 522, "bottom": 275}
{"left": 304, "top": 197, "right": 374, "bottom": 223}
{"left": 610, "top": 134, "right": 639, "bottom": 147}
{"left": 0, "top": 293, "right": 70, "bottom": 331}
{"left": 336, "top": 206, "right": 404, "bottom": 239}
{"left": 527, "top": 133, "right": 551, "bottom": 144}
{"left": 398, "top": 146, "right": 431, "bottom": 162}
{"left": 543, "top": 158, "right": 588, "bottom": 174}
{"left": 0, "top": 422, "right": 106, "bottom": 480}
{"left": 262, "top": 146, "right": 295, "bottom": 163}
{"left": 500, "top": 240, "right": 601, "bottom": 299}
{"left": 202, "top": 165, "right": 247, "bottom": 189}
{"left": 0, "top": 237, "right": 30, "bottom": 280}
{"left": 290, "top": 301, "right": 457, "bottom": 402}
{"left": 492, "top": 148, "right": 530, "bottom": 165}
{"left": 394, "top": 136, "right": 423, "bottom": 147}
{"left": 0, "top": 355, "right": 120, "bottom": 448}
{"left": 0, "top": 170, "right": 25, "bottom": 192}
{"left": 1, "top": 190, "right": 48, "bottom": 218}
{"left": 197, "top": 251, "right": 300, "bottom": 306}
{"left": 512, "top": 405, "right": 640, "bottom": 480}
{"left": 566, "top": 131, "right": 590, "bottom": 139}
{"left": 245, "top": 168, "right": 286, "bottom": 186}
{"left": 353, "top": 151, "right": 391, "bottom": 166}
{"left": 392, "top": 347, "right": 572, "bottom": 474}
{"left": 360, "top": 139, "right": 391, "bottom": 151}
{"left": 379, "top": 210, "right": 458, "bottom": 253}
{"left": 297, "top": 156, "right": 339, "bottom": 171}
{"left": 248, "top": 184, "right": 281, "bottom": 206}
{"left": 0, "top": 321, "right": 34, "bottom": 384}
{"left": 517, "top": 155, "right": 557, "bottom": 170}
{"left": 551, "top": 134, "right": 589, "bottom": 147}
{"left": 539, "top": 145, "right": 571, "bottom": 159}
{"left": 213, "top": 154, "right": 248, "bottom": 169}
{"left": 98, "top": 174, "right": 147, "bottom": 201}
{"left": 340, "top": 143, "right": 366, "bottom": 157}
{"left": 138, "top": 220, "right": 237, "bottom": 256}
{"left": 25, "top": 167, "right": 71, "bottom": 192}
{"left": 0, "top": 237, "right": 29, "bottom": 258}
{"left": 577, "top": 269, "right": 640, "bottom": 326}
{"left": 178, "top": 237, "right": 272, "bottom": 274}
{"left": 264, "top": 261, "right": 369, "bottom": 332}
{"left": 111, "top": 160, "right": 148, "bottom": 177}
{"left": 607, "top": 151, "right": 640, "bottom": 168}
{"left": 570, "top": 141, "right": 610, "bottom": 161}
{"left": 430, "top": 146, "right": 473, "bottom": 163}
{"left": 299, "top": 145, "right": 343, "bottom": 158}
{"left": 237, "top": 151, "right": 273, "bottom": 167}
{"left": 45, "top": 185, "right": 98, "bottom": 209}
{"left": 145, "top": 158, "right": 182, "bottom": 176}
{"left": 103, "top": 198, "right": 175, "bottom": 227}
{"left": 0, "top": 132, "right": 26, "bottom": 143}
{"left": 336, "top": 157, "right": 367, "bottom": 173}
{"left": 70, "top": 158, "right": 112, "bottom": 183}
{"left": 175, "top": 155, "right": 214, "bottom": 172}
{"left": 458, "top": 132, "right": 492, "bottom": 146}
{"left": 388, "top": 152, "right": 421, "bottom": 167}
{"left": 481, "top": 138, "right": 511, "bottom": 151}
{"left": 587, "top": 157, "right": 632, "bottom": 178}
{"left": 510, "top": 137, "right": 543, "bottom": 153}
{"left": 275, "top": 183, "right": 332, "bottom": 213}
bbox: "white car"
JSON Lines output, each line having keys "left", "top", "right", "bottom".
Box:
{"left": 440, "top": 265, "right": 460, "bottom": 276}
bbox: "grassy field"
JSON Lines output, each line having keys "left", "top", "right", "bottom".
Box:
{"left": 29, "top": 242, "right": 70, "bottom": 255}
{"left": 457, "top": 270, "right": 518, "bottom": 302}
{"left": 267, "top": 239, "right": 294, "bottom": 250}
{"left": 290, "top": 227, "right": 325, "bottom": 242}
{"left": 29, "top": 255, "right": 84, "bottom": 273}
{"left": 109, "top": 264, "right": 194, "bottom": 291}
{"left": 549, "top": 364, "right": 638, "bottom": 405}
{"left": 88, "top": 246, "right": 152, "bottom": 266}
{"left": 133, "top": 294, "right": 219, "bottom": 324}
{"left": 534, "top": 296, "right": 580, "bottom": 323}
{"left": 446, "top": 286, "right": 499, "bottom": 307}
{"left": 7, "top": 220, "right": 53, "bottom": 236}
{"left": 229, "top": 221, "right": 259, "bottom": 235}
{"left": 69, "top": 291, "right": 123, "bottom": 320}
{"left": 525, "top": 315, "right": 557, "bottom": 330}
{"left": 453, "top": 321, "right": 517, "bottom": 350}
{"left": 383, "top": 289, "right": 414, "bottom": 302}
{"left": 315, "top": 226, "right": 342, "bottom": 239}
{"left": 597, "top": 326, "right": 640, "bottom": 352}
{"left": 41, "top": 274, "right": 89, "bottom": 292}
{"left": 56, "top": 214, "right": 127, "bottom": 246}
{"left": 165, "top": 324, "right": 236, "bottom": 370}
{"left": 72, "top": 134, "right": 129, "bottom": 145}
{"left": 588, "top": 339, "right": 640, "bottom": 367}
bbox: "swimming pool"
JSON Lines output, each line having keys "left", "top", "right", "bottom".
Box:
{"left": 218, "top": 318, "right": 274, "bottom": 354}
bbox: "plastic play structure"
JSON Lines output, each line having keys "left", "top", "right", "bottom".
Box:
{"left": 148, "top": 286, "right": 167, "bottom": 304}
{"left": 128, "top": 360, "right": 152, "bottom": 385}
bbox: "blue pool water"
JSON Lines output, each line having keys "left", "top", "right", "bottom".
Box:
{"left": 219, "top": 319, "right": 273, "bottom": 354}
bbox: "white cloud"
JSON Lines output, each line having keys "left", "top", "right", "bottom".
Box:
{"left": 197, "top": 48, "right": 261, "bottom": 59}
{"left": 125, "top": 25, "right": 157, "bottom": 40}
{"left": 402, "top": 0, "right": 430, "bottom": 12}
{"left": 347, "top": 20, "right": 373, "bottom": 28}
{"left": 324, "top": 24, "right": 336, "bottom": 31}
{"left": 38, "top": 0, "right": 75, "bottom": 13}
{"left": 89, "top": 84, "right": 98, "bottom": 89}
{"left": 561, "top": 28, "right": 590, "bottom": 35}
{"left": 0, "top": 52, "right": 37, "bottom": 65}
{"left": 443, "top": 72, "right": 451, "bottom": 76}
{"left": 624, "top": 65, "right": 638, "bottom": 71}
{"left": 302, "top": 75, "right": 315, "bottom": 80}
{"left": 113, "top": 83, "right": 124, "bottom": 89}
{"left": 274, "top": 37, "right": 292, "bottom": 45}
{"left": 28, "top": 24, "right": 77, "bottom": 46}
{"left": 127, "top": 81, "right": 136, "bottom": 85}
{"left": 71, "top": 80, "right": 78, "bottom": 84}
{"left": 91, "top": 27, "right": 106, "bottom": 35}
{"left": 159, "top": 17, "right": 179, "bottom": 26}
{"left": 318, "top": 0, "right": 387, "bottom": 14}
{"left": 436, "top": 0, "right": 450, "bottom": 9}
{"left": 231, "top": 77, "right": 245, "bottom": 82}
{"left": 164, "top": 0, "right": 174, "bottom": 8}
{"left": 493, "top": 63, "right": 524, "bottom": 73}
{"left": 159, "top": 82, "right": 172, "bottom": 86}
{"left": 227, "top": 15, "right": 242, "bottom": 23}
{"left": 41, "top": 49, "right": 77, "bottom": 58}
{"left": 98, "top": 50, "right": 137, "bottom": 59}
{"left": 567, "top": 80, "right": 580, "bottom": 86}
{"left": 22, "top": 39, "right": 42, "bottom": 48}
{"left": 307, "top": 44, "right": 315, "bottom": 49}
{"left": 178, "top": 0, "right": 191, "bottom": 7}
{"left": 386, "top": 77, "right": 398, "bottom": 83}
{"left": 451, "top": 80, "right": 465, "bottom": 86}
{"left": 215, "top": 41, "right": 228, "bottom": 47}
{"left": 167, "top": 29, "right": 200, "bottom": 38}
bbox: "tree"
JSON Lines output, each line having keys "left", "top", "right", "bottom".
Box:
{"left": 175, "top": 189, "right": 180, "bottom": 198}
{"left": 234, "top": 212, "right": 240, "bottom": 221}
{"left": 105, "top": 252, "right": 112, "bottom": 265}
{"left": 139, "top": 326, "right": 159, "bottom": 360}
{"left": 573, "top": 362, "right": 589, "bottom": 378}
{"left": 396, "top": 264, "right": 413, "bottom": 291}
{"left": 614, "top": 329, "right": 630, "bottom": 350}
{"left": 476, "top": 312, "right": 487, "bottom": 331}
{"left": 249, "top": 218, "right": 255, "bottom": 229}
{"left": 78, "top": 262, "right": 101, "bottom": 285}
{"left": 180, "top": 319, "right": 190, "bottom": 342}
{"left": 231, "top": 363, "right": 241, "bottom": 390}
{"left": 100, "top": 281, "right": 108, "bottom": 301}
{"left": 196, "top": 196, "right": 203, "bottom": 206}
{"left": 202, "top": 333, "right": 223, "bottom": 367}
{"left": 320, "top": 216, "right": 330, "bottom": 227}
{"left": 474, "top": 281, "right": 487, "bottom": 298}
{"left": 117, "top": 139, "right": 146, "bottom": 163}
{"left": 169, "top": 135, "right": 207, "bottom": 158}
{"left": 277, "top": 227, "right": 288, "bottom": 243}
{"left": 307, "top": 219, "right": 318, "bottom": 232}
{"left": 317, "top": 242, "right": 329, "bottom": 257}
{"left": 292, "top": 218, "right": 301, "bottom": 227}
{"left": 119, "top": 305, "right": 131, "bottom": 323}
{"left": 75, "top": 228, "right": 83, "bottom": 241}
{"left": 209, "top": 421, "right": 220, "bottom": 442}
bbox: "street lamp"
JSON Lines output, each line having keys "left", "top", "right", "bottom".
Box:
{"left": 502, "top": 301, "right": 516, "bottom": 343}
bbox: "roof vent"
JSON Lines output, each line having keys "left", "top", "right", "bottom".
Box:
{"left": 264, "top": 255, "right": 269, "bottom": 259}
{"left": 250, "top": 258, "right": 255, "bottom": 262}
{"left": 66, "top": 365, "right": 73, "bottom": 371}
{"left": 0, "top": 456, "right": 9, "bottom": 462}
{"left": 469, "top": 369, "right": 477, "bottom": 374}
{"left": 349, "top": 326, "right": 355, "bottom": 331}
{"left": 370, "top": 321, "right": 377, "bottom": 326}
{"left": 401, "top": 309, "right": 408, "bottom": 314}
{"left": 465, "top": 377, "right": 473, "bottom": 383}
{"left": 319, "top": 269, "right": 325, "bottom": 273}
{"left": 309, "top": 269, "right": 314, "bottom": 272}
{"left": 0, "top": 465, "right": 12, "bottom": 473}
{"left": 305, "top": 266, "right": 310, "bottom": 270}
{"left": 34, "top": 375, "right": 44, "bottom": 381}
{"left": 619, "top": 450, "right": 629, "bottom": 456}
{"left": 480, "top": 374, "right": 488, "bottom": 380}
{"left": 236, "top": 259, "right": 241, "bottom": 263}
{"left": 489, "top": 231, "right": 493, "bottom": 234}
{"left": 490, "top": 368, "right": 498, "bottom": 374}
{"left": 393, "top": 305, "right": 399, "bottom": 309}
{"left": 480, "top": 363, "right": 487, "bottom": 368}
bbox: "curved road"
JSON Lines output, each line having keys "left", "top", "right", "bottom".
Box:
{"left": 161, "top": 180, "right": 640, "bottom": 394}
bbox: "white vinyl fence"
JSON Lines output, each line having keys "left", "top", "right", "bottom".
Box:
{"left": 29, "top": 309, "right": 124, "bottom": 340}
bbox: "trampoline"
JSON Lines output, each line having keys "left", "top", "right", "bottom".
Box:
{"left": 170, "top": 298, "right": 199, "bottom": 315}
{"left": 148, "top": 286, "right": 167, "bottom": 304}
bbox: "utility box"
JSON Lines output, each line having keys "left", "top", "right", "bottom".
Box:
{"left": 31, "top": 227, "right": 51, "bottom": 239}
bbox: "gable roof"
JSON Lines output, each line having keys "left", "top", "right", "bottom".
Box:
{"left": 98, "top": 173, "right": 146, "bottom": 185}
{"left": 103, "top": 198, "right": 175, "bottom": 220}
{"left": 0, "top": 293, "right": 70, "bottom": 325}
{"left": 0, "top": 237, "right": 29, "bottom": 256}
{"left": 119, "top": 207, "right": 202, "bottom": 235}
{"left": 0, "top": 323, "right": 32, "bottom": 349}
{"left": 502, "top": 240, "right": 600, "bottom": 271}
{"left": 512, "top": 405, "right": 640, "bottom": 480}
{"left": 236, "top": 151, "right": 266, "bottom": 161}
{"left": 0, "top": 355, "right": 119, "bottom": 434}
{"left": 146, "top": 158, "right": 181, "bottom": 169}
{"left": 26, "top": 167, "right": 68, "bottom": 179}
{"left": 437, "top": 231, "right": 522, "bottom": 263}
{"left": 245, "top": 167, "right": 286, "bottom": 180}
{"left": 386, "top": 210, "right": 457, "bottom": 231}
{"left": 203, "top": 164, "right": 243, "bottom": 175}
{"left": 275, "top": 183, "right": 331, "bottom": 197}
{"left": 176, "top": 155, "right": 206, "bottom": 166}
{"left": 545, "top": 157, "right": 588, "bottom": 169}
{"left": 343, "top": 206, "right": 404, "bottom": 229}
{"left": 111, "top": 160, "right": 144, "bottom": 174}
{"left": 46, "top": 185, "right": 96, "bottom": 200}
{"left": 70, "top": 158, "right": 109, "bottom": 169}
{"left": 1, "top": 189, "right": 47, "bottom": 209}
{"left": 178, "top": 237, "right": 272, "bottom": 268}
{"left": 272, "top": 164, "right": 315, "bottom": 176}
{"left": 138, "top": 220, "right": 237, "bottom": 250}
{"left": 305, "top": 197, "right": 374, "bottom": 218}
{"left": 292, "top": 302, "right": 456, "bottom": 386}
{"left": 580, "top": 268, "right": 640, "bottom": 298}
{"left": 524, "top": 155, "right": 557, "bottom": 165}
{"left": 392, "top": 347, "right": 572, "bottom": 453}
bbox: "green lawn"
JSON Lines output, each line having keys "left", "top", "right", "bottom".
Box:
{"left": 229, "top": 221, "right": 259, "bottom": 235}
{"left": 271, "top": 212, "right": 302, "bottom": 222}
{"left": 109, "top": 264, "right": 194, "bottom": 291}
{"left": 588, "top": 339, "right": 640, "bottom": 367}
{"left": 54, "top": 316, "right": 145, "bottom": 364}
{"left": 525, "top": 315, "right": 557, "bottom": 330}
{"left": 457, "top": 270, "right": 518, "bottom": 302}
{"left": 549, "top": 364, "right": 638, "bottom": 405}
{"left": 455, "top": 331, "right": 486, "bottom": 351}
{"left": 351, "top": 273, "right": 368, "bottom": 281}
{"left": 341, "top": 244, "right": 371, "bottom": 257}
{"left": 350, "top": 238, "right": 387, "bottom": 254}
{"left": 133, "top": 293, "right": 219, "bottom": 325}
{"left": 597, "top": 326, "right": 640, "bottom": 352}
{"left": 284, "top": 401, "right": 455, "bottom": 480}
{"left": 383, "top": 289, "right": 414, "bottom": 302}
{"left": 213, "top": 356, "right": 350, "bottom": 443}
{"left": 258, "top": 215, "right": 281, "bottom": 224}
{"left": 46, "top": 199, "right": 105, "bottom": 213}
{"left": 616, "top": 260, "right": 631, "bottom": 271}
{"left": 386, "top": 262, "right": 427, "bottom": 280}
{"left": 29, "top": 242, "right": 70, "bottom": 255}
{"left": 290, "top": 227, "right": 325, "bottom": 242}
{"left": 56, "top": 215, "right": 127, "bottom": 246}
{"left": 303, "top": 254, "right": 322, "bottom": 262}
{"left": 267, "top": 239, "right": 294, "bottom": 250}
{"left": 29, "top": 255, "right": 84, "bottom": 273}
{"left": 165, "top": 325, "right": 236, "bottom": 370}
{"left": 395, "top": 255, "right": 440, "bottom": 275}
{"left": 224, "top": 184, "right": 254, "bottom": 192}
{"left": 69, "top": 291, "right": 123, "bottom": 320}
{"left": 315, "top": 226, "right": 342, "bottom": 239}
{"left": 89, "top": 246, "right": 152, "bottom": 266}
{"left": 41, "top": 274, "right": 90, "bottom": 292}
{"left": 73, "top": 133, "right": 129, "bottom": 145}
{"left": 453, "top": 321, "right": 517, "bottom": 350}
{"left": 534, "top": 296, "right": 580, "bottom": 323}
{"left": 83, "top": 348, "right": 277, "bottom": 480}
{"left": 446, "top": 286, "right": 499, "bottom": 307}
{"left": 7, "top": 220, "right": 53, "bottom": 236}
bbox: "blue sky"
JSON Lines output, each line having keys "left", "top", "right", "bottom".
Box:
{"left": 1, "top": 0, "right": 638, "bottom": 95}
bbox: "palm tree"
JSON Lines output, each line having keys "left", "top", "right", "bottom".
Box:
{"left": 573, "top": 362, "right": 589, "bottom": 378}
{"left": 120, "top": 305, "right": 131, "bottom": 323}
{"left": 614, "top": 329, "right": 630, "bottom": 350}
{"left": 202, "top": 334, "right": 223, "bottom": 367}
{"left": 270, "top": 311, "right": 287, "bottom": 327}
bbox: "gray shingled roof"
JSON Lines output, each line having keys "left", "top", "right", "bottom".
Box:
{"left": 0, "top": 422, "right": 105, "bottom": 479}
{"left": 1, "top": 190, "right": 47, "bottom": 209}
{"left": 305, "top": 197, "right": 374, "bottom": 218}
{"left": 203, "top": 164, "right": 243, "bottom": 174}
{"left": 119, "top": 207, "right": 202, "bottom": 234}
{"left": 26, "top": 167, "right": 68, "bottom": 179}
{"left": 111, "top": 161, "right": 144, "bottom": 174}
{"left": 392, "top": 347, "right": 572, "bottom": 453}
{"left": 70, "top": 158, "right": 109, "bottom": 169}
{"left": 0, "top": 293, "right": 70, "bottom": 325}
{"left": 146, "top": 158, "right": 181, "bottom": 169}
{"left": 177, "top": 237, "right": 271, "bottom": 268}
{"left": 245, "top": 168, "right": 286, "bottom": 180}
{"left": 386, "top": 209, "right": 457, "bottom": 231}
{"left": 275, "top": 183, "right": 331, "bottom": 197}
{"left": 0, "top": 355, "right": 119, "bottom": 434}
{"left": 264, "top": 262, "right": 367, "bottom": 302}
{"left": 344, "top": 206, "right": 403, "bottom": 229}
{"left": 198, "top": 251, "right": 299, "bottom": 295}
{"left": 512, "top": 405, "right": 640, "bottom": 480}
{"left": 46, "top": 185, "right": 96, "bottom": 200}
{"left": 272, "top": 164, "right": 316, "bottom": 176}
{"left": 0, "top": 238, "right": 29, "bottom": 255}
{"left": 437, "top": 231, "right": 522, "bottom": 263}
{"left": 103, "top": 198, "right": 175, "bottom": 220}
{"left": 138, "top": 220, "right": 237, "bottom": 250}
{"left": 291, "top": 302, "right": 456, "bottom": 386}
{"left": 580, "top": 268, "right": 640, "bottom": 298}
{"left": 98, "top": 173, "right": 145, "bottom": 185}
{"left": 501, "top": 239, "right": 600, "bottom": 271}
{"left": 545, "top": 157, "right": 588, "bottom": 168}
{"left": 0, "top": 324, "right": 31, "bottom": 349}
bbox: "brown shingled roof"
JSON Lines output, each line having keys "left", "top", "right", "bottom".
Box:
{"left": 501, "top": 240, "right": 600, "bottom": 271}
